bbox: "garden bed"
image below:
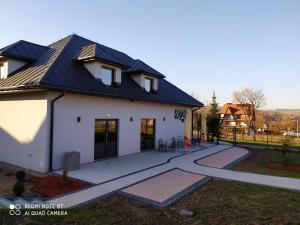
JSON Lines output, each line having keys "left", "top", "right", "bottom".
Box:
{"left": 267, "top": 161, "right": 300, "bottom": 171}
{"left": 0, "top": 164, "right": 40, "bottom": 197}
{"left": 30, "top": 175, "right": 90, "bottom": 197}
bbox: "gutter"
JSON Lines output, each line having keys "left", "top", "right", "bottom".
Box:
{"left": 49, "top": 92, "right": 65, "bottom": 172}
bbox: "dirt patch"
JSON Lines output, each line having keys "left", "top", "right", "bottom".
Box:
{"left": 31, "top": 176, "right": 90, "bottom": 197}
{"left": 0, "top": 166, "right": 40, "bottom": 197}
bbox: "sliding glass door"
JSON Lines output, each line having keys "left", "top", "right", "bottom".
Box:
{"left": 94, "top": 119, "right": 118, "bottom": 160}
{"left": 141, "top": 119, "right": 155, "bottom": 151}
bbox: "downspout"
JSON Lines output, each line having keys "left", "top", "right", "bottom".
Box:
{"left": 49, "top": 92, "right": 65, "bottom": 172}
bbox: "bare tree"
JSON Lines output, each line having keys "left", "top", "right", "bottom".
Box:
{"left": 232, "top": 88, "right": 266, "bottom": 140}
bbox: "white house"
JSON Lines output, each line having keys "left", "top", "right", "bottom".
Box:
{"left": 0, "top": 34, "right": 203, "bottom": 173}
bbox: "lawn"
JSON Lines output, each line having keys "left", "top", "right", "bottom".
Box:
{"left": 235, "top": 147, "right": 300, "bottom": 178}
{"left": 223, "top": 139, "right": 300, "bottom": 149}
{"left": 2, "top": 147, "right": 300, "bottom": 224}
{"left": 1, "top": 179, "right": 300, "bottom": 225}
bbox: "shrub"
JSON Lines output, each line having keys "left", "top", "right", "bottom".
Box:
{"left": 16, "top": 170, "right": 26, "bottom": 182}
{"left": 13, "top": 181, "right": 25, "bottom": 197}
{"left": 60, "top": 169, "right": 70, "bottom": 186}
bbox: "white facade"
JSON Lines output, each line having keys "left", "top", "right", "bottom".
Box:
{"left": 49, "top": 92, "right": 191, "bottom": 170}
{"left": 0, "top": 91, "right": 49, "bottom": 172}
{"left": 0, "top": 58, "right": 27, "bottom": 79}
{"left": 83, "top": 61, "right": 122, "bottom": 84}
{"left": 131, "top": 74, "right": 158, "bottom": 91}
{"left": 0, "top": 91, "right": 193, "bottom": 172}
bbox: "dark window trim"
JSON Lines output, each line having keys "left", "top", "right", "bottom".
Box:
{"left": 100, "top": 66, "right": 115, "bottom": 86}
{"left": 145, "top": 77, "right": 154, "bottom": 93}
{"left": 0, "top": 63, "right": 4, "bottom": 78}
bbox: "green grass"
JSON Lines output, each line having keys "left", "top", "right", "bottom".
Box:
{"left": 235, "top": 147, "right": 300, "bottom": 178}
{"left": 2, "top": 147, "right": 300, "bottom": 224}
{"left": 1, "top": 180, "right": 300, "bottom": 225}
{"left": 223, "top": 139, "right": 300, "bottom": 149}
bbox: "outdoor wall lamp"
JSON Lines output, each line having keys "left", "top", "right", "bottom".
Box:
{"left": 130, "top": 117, "right": 133, "bottom": 122}
{"left": 77, "top": 117, "right": 81, "bottom": 123}
{"left": 163, "top": 117, "right": 166, "bottom": 121}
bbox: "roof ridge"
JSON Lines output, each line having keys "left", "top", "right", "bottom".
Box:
{"left": 71, "top": 34, "right": 132, "bottom": 60}
{"left": 92, "top": 43, "right": 97, "bottom": 57}
{"left": 18, "top": 40, "right": 48, "bottom": 49}
{"left": 0, "top": 40, "right": 22, "bottom": 53}
{"left": 48, "top": 34, "right": 74, "bottom": 48}
{"left": 39, "top": 35, "right": 74, "bottom": 85}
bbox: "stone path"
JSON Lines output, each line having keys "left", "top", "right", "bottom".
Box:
{"left": 47, "top": 144, "right": 300, "bottom": 208}
{"left": 121, "top": 169, "right": 205, "bottom": 204}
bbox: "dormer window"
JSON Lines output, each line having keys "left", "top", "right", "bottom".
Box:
{"left": 100, "top": 66, "right": 114, "bottom": 86}
{"left": 0, "top": 63, "right": 4, "bottom": 79}
{"left": 145, "top": 77, "right": 153, "bottom": 92}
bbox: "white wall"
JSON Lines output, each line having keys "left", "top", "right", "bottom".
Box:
{"left": 0, "top": 91, "right": 49, "bottom": 172}
{"left": 131, "top": 74, "right": 158, "bottom": 91}
{"left": 0, "top": 58, "right": 26, "bottom": 79}
{"left": 49, "top": 92, "right": 191, "bottom": 170}
{"left": 84, "top": 61, "right": 122, "bottom": 84}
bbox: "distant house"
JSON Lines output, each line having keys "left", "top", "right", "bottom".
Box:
{"left": 0, "top": 34, "right": 203, "bottom": 172}
{"left": 220, "top": 103, "right": 253, "bottom": 134}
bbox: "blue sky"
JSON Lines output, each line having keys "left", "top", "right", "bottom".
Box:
{"left": 1, "top": 0, "right": 300, "bottom": 109}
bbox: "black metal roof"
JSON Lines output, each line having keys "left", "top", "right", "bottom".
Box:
{"left": 0, "top": 40, "right": 49, "bottom": 62}
{"left": 74, "top": 43, "right": 129, "bottom": 68}
{"left": 0, "top": 34, "right": 203, "bottom": 107}
{"left": 123, "top": 59, "right": 165, "bottom": 79}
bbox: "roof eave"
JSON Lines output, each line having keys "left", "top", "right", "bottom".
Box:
{"left": 124, "top": 70, "right": 166, "bottom": 79}
{"left": 39, "top": 83, "right": 202, "bottom": 107}
{"left": 0, "top": 52, "right": 36, "bottom": 63}
{"left": 74, "top": 56, "right": 129, "bottom": 69}
{"left": 0, "top": 83, "right": 41, "bottom": 92}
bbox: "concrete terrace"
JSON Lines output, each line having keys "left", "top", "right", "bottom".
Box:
{"left": 48, "top": 144, "right": 300, "bottom": 208}
{"left": 55, "top": 144, "right": 214, "bottom": 184}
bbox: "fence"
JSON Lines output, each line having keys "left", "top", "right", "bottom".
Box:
{"left": 221, "top": 132, "right": 300, "bottom": 146}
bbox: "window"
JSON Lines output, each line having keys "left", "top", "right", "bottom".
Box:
{"left": 144, "top": 78, "right": 153, "bottom": 92}
{"left": 100, "top": 67, "right": 114, "bottom": 85}
{"left": 0, "top": 63, "right": 3, "bottom": 79}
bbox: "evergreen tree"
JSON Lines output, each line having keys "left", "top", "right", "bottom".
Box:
{"left": 207, "top": 92, "right": 221, "bottom": 142}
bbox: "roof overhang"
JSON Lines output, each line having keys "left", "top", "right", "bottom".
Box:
{"left": 39, "top": 83, "right": 203, "bottom": 107}
{"left": 74, "top": 57, "right": 129, "bottom": 69}
{"left": 124, "top": 70, "right": 166, "bottom": 79}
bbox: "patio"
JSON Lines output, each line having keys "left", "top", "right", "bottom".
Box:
{"left": 55, "top": 145, "right": 210, "bottom": 184}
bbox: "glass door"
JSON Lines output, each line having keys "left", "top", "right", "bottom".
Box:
{"left": 141, "top": 119, "right": 155, "bottom": 151}
{"left": 94, "top": 119, "right": 118, "bottom": 160}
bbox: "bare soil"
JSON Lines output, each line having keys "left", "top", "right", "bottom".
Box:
{"left": 0, "top": 164, "right": 41, "bottom": 197}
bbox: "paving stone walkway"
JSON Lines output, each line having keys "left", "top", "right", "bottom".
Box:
{"left": 47, "top": 144, "right": 300, "bottom": 208}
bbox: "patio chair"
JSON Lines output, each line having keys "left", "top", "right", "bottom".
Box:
{"left": 176, "top": 137, "right": 184, "bottom": 149}
{"left": 191, "top": 137, "right": 201, "bottom": 146}
{"left": 158, "top": 139, "right": 168, "bottom": 152}
{"left": 168, "top": 138, "right": 176, "bottom": 152}
{"left": 158, "top": 139, "right": 165, "bottom": 152}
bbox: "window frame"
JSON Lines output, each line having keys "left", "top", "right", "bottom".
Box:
{"left": 144, "top": 77, "right": 153, "bottom": 93}
{"left": 0, "top": 63, "right": 3, "bottom": 79}
{"left": 100, "top": 66, "right": 115, "bottom": 86}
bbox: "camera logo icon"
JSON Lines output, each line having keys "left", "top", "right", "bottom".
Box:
{"left": 9, "top": 204, "right": 22, "bottom": 216}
